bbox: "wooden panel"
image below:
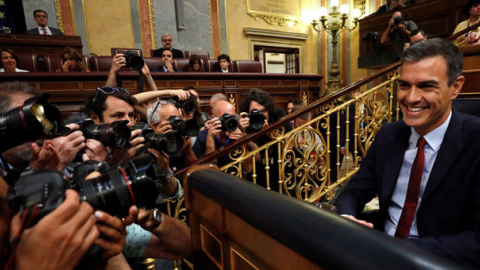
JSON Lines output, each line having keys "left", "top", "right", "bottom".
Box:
{"left": 198, "top": 80, "right": 224, "bottom": 88}
{"left": 0, "top": 33, "right": 82, "bottom": 55}
{"left": 259, "top": 80, "right": 280, "bottom": 86}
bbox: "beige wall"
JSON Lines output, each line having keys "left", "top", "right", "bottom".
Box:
{"left": 225, "top": 0, "right": 319, "bottom": 74}
{"left": 83, "top": 0, "right": 135, "bottom": 55}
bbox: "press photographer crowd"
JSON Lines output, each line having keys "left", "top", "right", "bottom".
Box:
{"left": 0, "top": 51, "right": 277, "bottom": 270}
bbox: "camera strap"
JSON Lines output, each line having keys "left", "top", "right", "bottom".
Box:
{"left": 137, "top": 71, "right": 144, "bottom": 93}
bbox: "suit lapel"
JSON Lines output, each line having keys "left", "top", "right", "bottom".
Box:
{"left": 422, "top": 111, "right": 464, "bottom": 202}
{"left": 380, "top": 124, "right": 411, "bottom": 205}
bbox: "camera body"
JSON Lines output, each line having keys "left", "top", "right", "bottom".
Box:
{"left": 167, "top": 115, "right": 200, "bottom": 137}
{"left": 132, "top": 122, "right": 184, "bottom": 154}
{"left": 65, "top": 112, "right": 132, "bottom": 149}
{"left": 124, "top": 51, "right": 144, "bottom": 71}
{"left": 173, "top": 95, "right": 197, "bottom": 114}
{"left": 218, "top": 113, "right": 238, "bottom": 132}
{"left": 394, "top": 16, "right": 404, "bottom": 25}
{"left": 248, "top": 109, "right": 266, "bottom": 131}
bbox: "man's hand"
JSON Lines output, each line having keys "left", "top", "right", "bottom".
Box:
{"left": 83, "top": 139, "right": 109, "bottom": 162}
{"left": 94, "top": 211, "right": 127, "bottom": 260}
{"left": 164, "top": 60, "right": 174, "bottom": 72}
{"left": 227, "top": 128, "right": 243, "bottom": 140}
{"left": 109, "top": 129, "right": 145, "bottom": 166}
{"left": 110, "top": 54, "right": 126, "bottom": 74}
{"left": 342, "top": 215, "right": 374, "bottom": 228}
{"left": 207, "top": 117, "right": 222, "bottom": 139}
{"left": 52, "top": 123, "right": 86, "bottom": 170}
{"left": 466, "top": 32, "right": 480, "bottom": 45}
{"left": 239, "top": 112, "right": 250, "bottom": 134}
{"left": 141, "top": 63, "right": 151, "bottom": 76}
{"left": 11, "top": 190, "right": 99, "bottom": 270}
{"left": 154, "top": 121, "right": 173, "bottom": 134}
{"left": 30, "top": 140, "right": 61, "bottom": 171}
{"left": 168, "top": 90, "right": 190, "bottom": 101}
{"left": 122, "top": 205, "right": 153, "bottom": 229}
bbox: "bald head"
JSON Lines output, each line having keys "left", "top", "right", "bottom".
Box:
{"left": 212, "top": 100, "right": 235, "bottom": 117}
{"left": 209, "top": 93, "right": 228, "bottom": 108}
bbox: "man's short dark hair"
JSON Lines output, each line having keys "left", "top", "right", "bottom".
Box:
{"left": 83, "top": 88, "right": 137, "bottom": 122}
{"left": 33, "top": 9, "right": 48, "bottom": 18}
{"left": 0, "top": 81, "right": 41, "bottom": 114}
{"left": 401, "top": 38, "right": 463, "bottom": 86}
{"left": 409, "top": 28, "right": 425, "bottom": 38}
{"left": 464, "top": 0, "right": 480, "bottom": 18}
{"left": 240, "top": 88, "right": 276, "bottom": 122}
{"left": 217, "top": 54, "right": 231, "bottom": 63}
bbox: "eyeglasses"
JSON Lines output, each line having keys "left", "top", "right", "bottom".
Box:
{"left": 162, "top": 39, "right": 172, "bottom": 42}
{"left": 35, "top": 15, "right": 47, "bottom": 18}
{"left": 149, "top": 100, "right": 176, "bottom": 124}
{"left": 92, "top": 86, "right": 130, "bottom": 103}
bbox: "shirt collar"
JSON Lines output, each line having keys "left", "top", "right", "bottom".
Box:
{"left": 409, "top": 110, "right": 452, "bottom": 151}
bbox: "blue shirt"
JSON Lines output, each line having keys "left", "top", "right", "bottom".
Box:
{"left": 385, "top": 111, "right": 452, "bottom": 238}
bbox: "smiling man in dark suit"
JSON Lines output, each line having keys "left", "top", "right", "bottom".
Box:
{"left": 335, "top": 38, "right": 480, "bottom": 268}
{"left": 26, "top": 9, "right": 64, "bottom": 36}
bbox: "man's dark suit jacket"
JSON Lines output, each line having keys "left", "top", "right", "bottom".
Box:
{"left": 152, "top": 48, "right": 184, "bottom": 59}
{"left": 26, "top": 27, "right": 64, "bottom": 35}
{"left": 335, "top": 110, "right": 480, "bottom": 268}
{"left": 153, "top": 66, "right": 181, "bottom": 72}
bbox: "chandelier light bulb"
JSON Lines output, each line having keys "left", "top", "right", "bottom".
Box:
{"left": 340, "top": 4, "right": 349, "bottom": 15}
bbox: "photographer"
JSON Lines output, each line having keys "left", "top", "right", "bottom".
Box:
{"left": 380, "top": 11, "right": 417, "bottom": 58}
{"left": 147, "top": 101, "right": 197, "bottom": 170}
{"left": 192, "top": 100, "right": 253, "bottom": 173}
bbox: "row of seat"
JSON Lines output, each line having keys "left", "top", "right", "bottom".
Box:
{"left": 14, "top": 51, "right": 262, "bottom": 73}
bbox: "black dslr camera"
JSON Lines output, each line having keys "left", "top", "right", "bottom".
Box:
{"left": 248, "top": 109, "right": 266, "bottom": 131}
{"left": 167, "top": 115, "right": 200, "bottom": 137}
{"left": 65, "top": 112, "right": 132, "bottom": 149}
{"left": 173, "top": 95, "right": 197, "bottom": 114}
{"left": 0, "top": 93, "right": 64, "bottom": 153}
{"left": 124, "top": 51, "right": 144, "bottom": 71}
{"left": 394, "top": 16, "right": 404, "bottom": 25}
{"left": 131, "top": 122, "right": 184, "bottom": 154}
{"left": 7, "top": 152, "right": 164, "bottom": 224}
{"left": 218, "top": 113, "right": 238, "bottom": 132}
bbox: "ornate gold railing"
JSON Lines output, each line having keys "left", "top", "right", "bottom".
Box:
{"left": 164, "top": 61, "right": 401, "bottom": 269}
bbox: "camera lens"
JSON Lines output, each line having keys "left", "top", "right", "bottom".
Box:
{"left": 124, "top": 51, "right": 144, "bottom": 71}
{"left": 219, "top": 113, "right": 238, "bottom": 132}
{"left": 248, "top": 109, "right": 266, "bottom": 131}
{"left": 84, "top": 120, "right": 132, "bottom": 149}
{"left": 145, "top": 131, "right": 183, "bottom": 154}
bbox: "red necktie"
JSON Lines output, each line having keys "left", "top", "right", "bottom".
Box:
{"left": 42, "top": 27, "right": 47, "bottom": 35}
{"left": 395, "top": 136, "right": 427, "bottom": 238}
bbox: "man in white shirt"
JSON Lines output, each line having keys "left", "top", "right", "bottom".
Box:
{"left": 26, "top": 9, "right": 64, "bottom": 36}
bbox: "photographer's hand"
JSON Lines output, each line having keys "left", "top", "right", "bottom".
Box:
{"left": 106, "top": 54, "right": 126, "bottom": 87}
{"left": 52, "top": 123, "right": 86, "bottom": 170}
{"left": 83, "top": 139, "right": 109, "bottom": 162}
{"left": 147, "top": 149, "right": 179, "bottom": 197}
{"left": 238, "top": 112, "right": 250, "bottom": 134}
{"left": 30, "top": 140, "right": 61, "bottom": 171}
{"left": 153, "top": 121, "right": 173, "bottom": 134}
{"left": 93, "top": 211, "right": 127, "bottom": 260}
{"left": 109, "top": 129, "right": 145, "bottom": 166}
{"left": 11, "top": 190, "right": 99, "bottom": 270}
{"left": 205, "top": 117, "right": 222, "bottom": 156}
{"left": 167, "top": 90, "right": 190, "bottom": 101}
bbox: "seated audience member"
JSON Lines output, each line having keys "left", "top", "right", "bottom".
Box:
{"left": 287, "top": 99, "right": 302, "bottom": 114}
{"left": 154, "top": 49, "right": 181, "bottom": 72}
{"left": 56, "top": 47, "right": 90, "bottom": 72}
{"left": 26, "top": 9, "right": 64, "bottom": 35}
{"left": 239, "top": 88, "right": 291, "bottom": 190}
{"left": 151, "top": 33, "right": 184, "bottom": 59}
{"left": 453, "top": 0, "right": 480, "bottom": 46}
{"left": 335, "top": 39, "right": 480, "bottom": 268}
{"left": 217, "top": 54, "right": 231, "bottom": 73}
{"left": 0, "top": 49, "right": 29, "bottom": 73}
{"left": 404, "top": 28, "right": 428, "bottom": 50}
{"left": 381, "top": 11, "right": 417, "bottom": 58}
{"left": 192, "top": 100, "right": 253, "bottom": 172}
{"left": 147, "top": 101, "right": 197, "bottom": 170}
{"left": 187, "top": 54, "right": 204, "bottom": 72}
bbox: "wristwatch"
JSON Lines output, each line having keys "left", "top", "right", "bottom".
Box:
{"left": 146, "top": 208, "right": 163, "bottom": 230}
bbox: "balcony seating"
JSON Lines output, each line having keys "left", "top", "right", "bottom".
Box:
{"left": 184, "top": 51, "right": 210, "bottom": 62}
{"left": 232, "top": 60, "right": 262, "bottom": 73}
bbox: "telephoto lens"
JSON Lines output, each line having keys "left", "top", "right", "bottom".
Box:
{"left": 248, "top": 109, "right": 266, "bottom": 131}
{"left": 65, "top": 112, "right": 132, "bottom": 149}
{"left": 0, "top": 93, "right": 62, "bottom": 153}
{"left": 218, "top": 113, "right": 239, "bottom": 132}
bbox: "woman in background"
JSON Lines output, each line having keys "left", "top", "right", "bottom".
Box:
{"left": 57, "top": 47, "right": 90, "bottom": 72}
{"left": 187, "top": 54, "right": 204, "bottom": 72}
{"left": 0, "top": 48, "right": 29, "bottom": 72}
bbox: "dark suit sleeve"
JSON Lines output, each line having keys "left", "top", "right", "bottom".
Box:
{"left": 335, "top": 127, "right": 384, "bottom": 216}
{"left": 192, "top": 130, "right": 208, "bottom": 158}
{"left": 52, "top": 28, "right": 64, "bottom": 36}
{"left": 26, "top": 28, "right": 39, "bottom": 35}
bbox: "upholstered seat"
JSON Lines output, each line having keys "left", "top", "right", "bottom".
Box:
{"left": 232, "top": 60, "right": 262, "bottom": 73}
{"left": 184, "top": 51, "right": 210, "bottom": 62}
{"left": 15, "top": 51, "right": 38, "bottom": 72}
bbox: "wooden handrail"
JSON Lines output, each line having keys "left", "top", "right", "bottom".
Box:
{"left": 174, "top": 61, "right": 402, "bottom": 178}
{"left": 448, "top": 21, "right": 480, "bottom": 41}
